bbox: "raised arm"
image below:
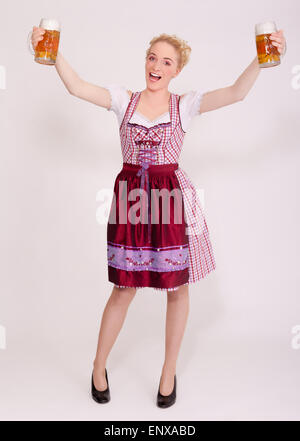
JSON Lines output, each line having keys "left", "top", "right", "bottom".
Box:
{"left": 199, "top": 29, "right": 286, "bottom": 114}
{"left": 199, "top": 55, "right": 260, "bottom": 114}
{"left": 55, "top": 51, "right": 111, "bottom": 108}
{"left": 56, "top": 52, "right": 134, "bottom": 109}
{"left": 30, "top": 26, "right": 112, "bottom": 109}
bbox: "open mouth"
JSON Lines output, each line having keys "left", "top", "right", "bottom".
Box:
{"left": 149, "top": 72, "right": 161, "bottom": 82}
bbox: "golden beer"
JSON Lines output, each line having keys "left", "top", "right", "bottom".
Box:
{"left": 255, "top": 21, "right": 280, "bottom": 68}
{"left": 28, "top": 18, "right": 61, "bottom": 65}
{"left": 35, "top": 29, "right": 60, "bottom": 65}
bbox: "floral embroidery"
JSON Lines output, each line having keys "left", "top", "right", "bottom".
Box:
{"left": 126, "top": 257, "right": 155, "bottom": 267}
{"left": 107, "top": 242, "right": 189, "bottom": 272}
{"left": 165, "top": 257, "right": 188, "bottom": 266}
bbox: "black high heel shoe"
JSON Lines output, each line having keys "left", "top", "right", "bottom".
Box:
{"left": 91, "top": 368, "right": 110, "bottom": 403}
{"left": 156, "top": 374, "right": 176, "bottom": 408}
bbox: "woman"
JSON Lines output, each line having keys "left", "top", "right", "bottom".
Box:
{"left": 30, "top": 28, "right": 286, "bottom": 408}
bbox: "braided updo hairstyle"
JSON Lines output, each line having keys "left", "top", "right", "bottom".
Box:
{"left": 145, "top": 33, "right": 192, "bottom": 71}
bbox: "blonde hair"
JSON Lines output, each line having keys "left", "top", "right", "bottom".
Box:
{"left": 145, "top": 33, "right": 191, "bottom": 71}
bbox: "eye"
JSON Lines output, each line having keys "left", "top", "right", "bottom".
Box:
{"left": 149, "top": 56, "right": 171, "bottom": 66}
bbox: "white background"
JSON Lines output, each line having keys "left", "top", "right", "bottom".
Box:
{"left": 0, "top": 0, "right": 300, "bottom": 421}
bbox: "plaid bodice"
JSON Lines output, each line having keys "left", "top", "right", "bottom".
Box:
{"left": 119, "top": 91, "right": 185, "bottom": 165}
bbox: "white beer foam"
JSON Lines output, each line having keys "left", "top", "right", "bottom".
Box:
{"left": 39, "top": 18, "right": 60, "bottom": 31}
{"left": 255, "top": 20, "right": 277, "bottom": 36}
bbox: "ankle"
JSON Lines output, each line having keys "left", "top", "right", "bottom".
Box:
{"left": 162, "top": 363, "right": 176, "bottom": 375}
{"left": 93, "top": 361, "right": 106, "bottom": 374}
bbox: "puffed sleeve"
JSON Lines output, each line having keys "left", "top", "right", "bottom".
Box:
{"left": 179, "top": 89, "right": 208, "bottom": 132}
{"left": 102, "top": 83, "right": 130, "bottom": 126}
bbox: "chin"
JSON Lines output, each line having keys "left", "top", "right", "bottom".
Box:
{"left": 146, "top": 78, "right": 162, "bottom": 88}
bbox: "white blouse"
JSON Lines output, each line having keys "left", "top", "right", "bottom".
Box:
{"left": 103, "top": 83, "right": 207, "bottom": 132}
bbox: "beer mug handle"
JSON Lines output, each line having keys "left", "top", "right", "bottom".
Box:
{"left": 282, "top": 41, "right": 287, "bottom": 57}
{"left": 27, "top": 30, "right": 35, "bottom": 55}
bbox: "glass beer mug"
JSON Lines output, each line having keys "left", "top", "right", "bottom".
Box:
{"left": 255, "top": 20, "right": 281, "bottom": 68}
{"left": 27, "top": 18, "right": 61, "bottom": 65}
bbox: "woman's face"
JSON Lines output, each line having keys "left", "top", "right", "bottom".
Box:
{"left": 145, "top": 41, "right": 181, "bottom": 91}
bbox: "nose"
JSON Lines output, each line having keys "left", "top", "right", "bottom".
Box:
{"left": 152, "top": 65, "right": 162, "bottom": 73}
{"left": 152, "top": 60, "right": 162, "bottom": 71}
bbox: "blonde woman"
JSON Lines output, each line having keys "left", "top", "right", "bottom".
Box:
{"left": 30, "top": 28, "right": 286, "bottom": 408}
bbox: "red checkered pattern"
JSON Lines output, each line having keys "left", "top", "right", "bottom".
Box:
{"left": 118, "top": 91, "right": 216, "bottom": 285}
{"left": 175, "top": 167, "right": 216, "bottom": 282}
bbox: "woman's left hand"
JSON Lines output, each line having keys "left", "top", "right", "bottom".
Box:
{"left": 269, "top": 29, "right": 287, "bottom": 56}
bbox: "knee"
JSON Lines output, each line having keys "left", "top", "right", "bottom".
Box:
{"left": 167, "top": 285, "right": 189, "bottom": 301}
{"left": 111, "top": 286, "right": 137, "bottom": 306}
{"left": 167, "top": 291, "right": 181, "bottom": 302}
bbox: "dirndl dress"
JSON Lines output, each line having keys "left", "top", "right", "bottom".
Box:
{"left": 106, "top": 90, "right": 216, "bottom": 292}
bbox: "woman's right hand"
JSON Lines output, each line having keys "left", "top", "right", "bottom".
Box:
{"left": 31, "top": 26, "right": 46, "bottom": 49}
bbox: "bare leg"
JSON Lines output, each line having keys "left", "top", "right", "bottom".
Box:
{"left": 159, "top": 284, "right": 189, "bottom": 395}
{"left": 92, "top": 286, "right": 136, "bottom": 390}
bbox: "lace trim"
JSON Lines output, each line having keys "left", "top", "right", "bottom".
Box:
{"left": 113, "top": 282, "right": 189, "bottom": 292}
{"left": 189, "top": 89, "right": 208, "bottom": 117}
{"left": 103, "top": 83, "right": 127, "bottom": 113}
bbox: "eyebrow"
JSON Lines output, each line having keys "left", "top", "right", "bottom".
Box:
{"left": 149, "top": 52, "right": 174, "bottom": 62}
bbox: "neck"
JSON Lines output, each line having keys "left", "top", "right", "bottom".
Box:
{"left": 142, "top": 88, "right": 171, "bottom": 104}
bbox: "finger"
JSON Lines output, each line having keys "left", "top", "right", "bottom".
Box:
{"left": 33, "top": 29, "right": 45, "bottom": 38}
{"left": 271, "top": 29, "right": 284, "bottom": 37}
{"left": 270, "top": 36, "right": 282, "bottom": 43}
{"left": 270, "top": 35, "right": 285, "bottom": 44}
{"left": 32, "top": 34, "right": 45, "bottom": 45}
{"left": 275, "top": 29, "right": 284, "bottom": 37}
{"left": 272, "top": 42, "right": 284, "bottom": 53}
{"left": 271, "top": 41, "right": 282, "bottom": 48}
